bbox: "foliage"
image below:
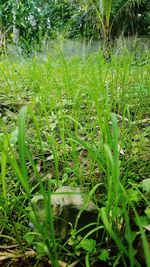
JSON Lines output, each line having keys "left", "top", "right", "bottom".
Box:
{"left": 0, "top": 45, "right": 150, "bottom": 265}
{"left": 74, "top": 0, "right": 149, "bottom": 56}
{"left": 0, "top": 0, "right": 83, "bottom": 48}
{"left": 0, "top": 0, "right": 149, "bottom": 52}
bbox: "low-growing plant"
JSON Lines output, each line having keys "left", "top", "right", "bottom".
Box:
{"left": 0, "top": 44, "right": 150, "bottom": 266}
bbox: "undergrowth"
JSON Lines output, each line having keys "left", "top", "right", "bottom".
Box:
{"left": 0, "top": 46, "right": 150, "bottom": 266}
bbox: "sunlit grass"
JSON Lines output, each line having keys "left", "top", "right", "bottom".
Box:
{"left": 0, "top": 45, "right": 150, "bottom": 266}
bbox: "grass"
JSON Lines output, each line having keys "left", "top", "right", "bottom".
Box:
{"left": 0, "top": 44, "right": 150, "bottom": 266}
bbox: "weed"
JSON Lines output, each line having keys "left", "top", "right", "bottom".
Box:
{"left": 0, "top": 44, "right": 150, "bottom": 266}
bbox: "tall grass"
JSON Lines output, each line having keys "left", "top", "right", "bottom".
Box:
{"left": 0, "top": 43, "right": 150, "bottom": 266}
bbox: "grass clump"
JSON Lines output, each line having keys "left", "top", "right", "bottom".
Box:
{"left": 0, "top": 46, "right": 150, "bottom": 266}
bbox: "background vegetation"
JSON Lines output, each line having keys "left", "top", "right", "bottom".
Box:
{"left": 0, "top": 1, "right": 150, "bottom": 267}
{"left": 0, "top": 0, "right": 150, "bottom": 50}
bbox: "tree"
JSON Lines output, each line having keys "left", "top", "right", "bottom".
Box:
{"left": 0, "top": 0, "right": 82, "bottom": 50}
{"left": 0, "top": 0, "right": 148, "bottom": 54}
{"left": 75, "top": 0, "right": 147, "bottom": 57}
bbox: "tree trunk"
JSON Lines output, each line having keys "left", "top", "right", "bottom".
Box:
{"left": 103, "top": 23, "right": 111, "bottom": 61}
{"left": 12, "top": 3, "right": 19, "bottom": 44}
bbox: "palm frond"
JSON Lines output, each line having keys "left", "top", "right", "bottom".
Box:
{"left": 103, "top": 0, "right": 113, "bottom": 26}
{"left": 111, "top": 0, "right": 147, "bottom": 29}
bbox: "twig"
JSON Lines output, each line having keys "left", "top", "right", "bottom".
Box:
{"left": 0, "top": 244, "right": 18, "bottom": 249}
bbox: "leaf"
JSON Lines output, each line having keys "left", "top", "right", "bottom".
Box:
{"left": 18, "top": 106, "right": 28, "bottom": 179}
{"left": 125, "top": 230, "right": 137, "bottom": 243}
{"left": 141, "top": 179, "right": 150, "bottom": 193}
{"left": 78, "top": 238, "right": 96, "bottom": 253}
{"left": 24, "top": 232, "right": 35, "bottom": 245}
{"left": 145, "top": 207, "right": 150, "bottom": 219}
{"left": 128, "top": 189, "right": 140, "bottom": 202}
{"left": 135, "top": 215, "right": 148, "bottom": 227}
{"left": 98, "top": 249, "right": 109, "bottom": 261}
{"left": 34, "top": 241, "right": 49, "bottom": 256}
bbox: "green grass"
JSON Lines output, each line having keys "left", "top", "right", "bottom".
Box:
{"left": 0, "top": 45, "right": 150, "bottom": 266}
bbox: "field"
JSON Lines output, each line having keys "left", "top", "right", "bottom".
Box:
{"left": 0, "top": 45, "right": 150, "bottom": 266}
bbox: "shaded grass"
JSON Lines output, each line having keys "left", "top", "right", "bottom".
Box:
{"left": 0, "top": 47, "right": 150, "bottom": 266}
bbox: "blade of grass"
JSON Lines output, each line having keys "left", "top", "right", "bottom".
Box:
{"left": 28, "top": 106, "right": 46, "bottom": 172}
{"left": 101, "top": 207, "right": 141, "bottom": 267}
{"left": 17, "top": 106, "right": 30, "bottom": 196}
{"left": 1, "top": 138, "right": 8, "bottom": 203}
{"left": 45, "top": 180, "right": 59, "bottom": 267}
{"left": 134, "top": 209, "right": 150, "bottom": 267}
{"left": 18, "top": 106, "right": 28, "bottom": 180}
{"left": 6, "top": 151, "right": 30, "bottom": 197}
